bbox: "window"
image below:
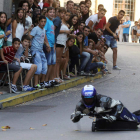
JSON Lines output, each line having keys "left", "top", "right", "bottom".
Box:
{"left": 113, "top": 0, "right": 135, "bottom": 21}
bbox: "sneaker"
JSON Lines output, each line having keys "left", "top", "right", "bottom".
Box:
{"left": 78, "top": 71, "right": 86, "bottom": 76}
{"left": 11, "top": 84, "right": 20, "bottom": 94}
{"left": 40, "top": 82, "right": 49, "bottom": 88}
{"left": 34, "top": 84, "right": 41, "bottom": 89}
{"left": 113, "top": 65, "right": 121, "bottom": 70}
{"left": 27, "top": 85, "right": 35, "bottom": 91}
{"left": 49, "top": 81, "right": 54, "bottom": 87}
{"left": 23, "top": 85, "right": 34, "bottom": 91}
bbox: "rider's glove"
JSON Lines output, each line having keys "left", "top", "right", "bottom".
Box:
{"left": 106, "top": 115, "right": 116, "bottom": 123}
{"left": 71, "top": 111, "right": 82, "bottom": 121}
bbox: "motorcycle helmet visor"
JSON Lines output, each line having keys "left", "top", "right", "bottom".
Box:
{"left": 83, "top": 96, "right": 95, "bottom": 106}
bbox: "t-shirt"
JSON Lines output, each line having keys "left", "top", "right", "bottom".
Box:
{"left": 84, "top": 36, "right": 88, "bottom": 47}
{"left": 53, "top": 16, "right": 62, "bottom": 42}
{"left": 30, "top": 26, "right": 45, "bottom": 51}
{"left": 43, "top": 3, "right": 50, "bottom": 7}
{"left": 15, "top": 44, "right": 24, "bottom": 59}
{"left": 88, "top": 32, "right": 99, "bottom": 44}
{"left": 104, "top": 16, "right": 120, "bottom": 36}
{"left": 25, "top": 16, "right": 32, "bottom": 30}
{"left": 0, "top": 46, "right": 17, "bottom": 65}
{"left": 85, "top": 14, "right": 101, "bottom": 29}
{"left": 44, "top": 17, "right": 55, "bottom": 48}
{"left": 56, "top": 24, "right": 69, "bottom": 47}
{"left": 0, "top": 27, "right": 5, "bottom": 49}
{"left": 123, "top": 20, "right": 131, "bottom": 34}
{"left": 94, "top": 16, "right": 106, "bottom": 30}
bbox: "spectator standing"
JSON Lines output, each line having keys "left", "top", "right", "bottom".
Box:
{"left": 121, "top": 16, "right": 131, "bottom": 42}
{"left": 43, "top": 0, "right": 54, "bottom": 8}
{"left": 94, "top": 4, "right": 106, "bottom": 31}
{"left": 43, "top": 7, "right": 56, "bottom": 86}
{"left": 85, "top": 0, "right": 92, "bottom": 16}
{"left": 55, "top": 10, "right": 71, "bottom": 81}
{"left": 81, "top": 6, "right": 89, "bottom": 23}
{"left": 66, "top": 1, "right": 74, "bottom": 14}
{"left": 32, "top": 0, "right": 41, "bottom": 24}
{"left": 131, "top": 21, "right": 138, "bottom": 43}
{"left": 29, "top": 15, "right": 49, "bottom": 89}
{"left": 15, "top": 35, "right": 37, "bottom": 91}
{"left": 118, "top": 19, "right": 125, "bottom": 42}
{"left": 28, "top": 0, "right": 34, "bottom": 8}
{"left": 18, "top": 0, "right": 33, "bottom": 31}
{"left": 0, "top": 38, "right": 22, "bottom": 93}
{"left": 7, "top": 8, "right": 25, "bottom": 46}
{"left": 79, "top": 1, "right": 86, "bottom": 15}
{"left": 85, "top": 8, "right": 107, "bottom": 32}
{"left": 73, "top": 4, "right": 78, "bottom": 15}
{"left": 104, "top": 10, "right": 125, "bottom": 70}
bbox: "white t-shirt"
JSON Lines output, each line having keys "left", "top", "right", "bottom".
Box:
{"left": 56, "top": 24, "right": 69, "bottom": 47}
{"left": 25, "top": 16, "right": 32, "bottom": 30}
{"left": 85, "top": 14, "right": 101, "bottom": 29}
{"left": 8, "top": 22, "right": 24, "bottom": 42}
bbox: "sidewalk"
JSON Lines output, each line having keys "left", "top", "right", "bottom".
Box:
{"left": 0, "top": 73, "right": 103, "bottom": 109}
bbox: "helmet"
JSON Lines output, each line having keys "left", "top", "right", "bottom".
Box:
{"left": 81, "top": 85, "right": 97, "bottom": 108}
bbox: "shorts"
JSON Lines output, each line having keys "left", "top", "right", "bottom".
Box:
{"left": 43, "top": 45, "right": 56, "bottom": 65}
{"left": 20, "top": 62, "right": 32, "bottom": 70}
{"left": 56, "top": 44, "right": 65, "bottom": 48}
{"left": 31, "top": 50, "right": 47, "bottom": 75}
{"left": 0, "top": 63, "right": 21, "bottom": 72}
{"left": 132, "top": 35, "right": 138, "bottom": 42}
{"left": 104, "top": 35, "right": 117, "bottom": 49}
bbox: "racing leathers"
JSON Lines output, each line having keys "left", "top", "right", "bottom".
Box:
{"left": 71, "top": 94, "right": 140, "bottom": 124}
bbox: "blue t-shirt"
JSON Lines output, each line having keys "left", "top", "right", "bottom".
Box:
{"left": 53, "top": 16, "right": 61, "bottom": 42}
{"left": 30, "top": 26, "right": 45, "bottom": 51}
{"left": 44, "top": 17, "right": 55, "bottom": 48}
{"left": 123, "top": 20, "right": 131, "bottom": 34}
{"left": 84, "top": 36, "right": 88, "bottom": 47}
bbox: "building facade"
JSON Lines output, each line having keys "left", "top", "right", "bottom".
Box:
{"left": 0, "top": 0, "right": 140, "bottom": 22}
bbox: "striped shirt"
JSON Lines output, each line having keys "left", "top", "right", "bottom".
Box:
{"left": 0, "top": 46, "right": 17, "bottom": 66}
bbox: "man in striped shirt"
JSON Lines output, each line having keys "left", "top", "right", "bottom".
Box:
{"left": 0, "top": 38, "right": 22, "bottom": 93}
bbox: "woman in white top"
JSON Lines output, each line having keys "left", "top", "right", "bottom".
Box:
{"left": 55, "top": 11, "right": 71, "bottom": 81}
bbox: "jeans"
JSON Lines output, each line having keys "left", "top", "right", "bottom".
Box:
{"left": 123, "top": 34, "right": 129, "bottom": 42}
{"left": 79, "top": 52, "right": 93, "bottom": 73}
{"left": 104, "top": 35, "right": 117, "bottom": 48}
{"left": 120, "top": 107, "right": 140, "bottom": 123}
{"left": 43, "top": 45, "right": 56, "bottom": 65}
{"left": 89, "top": 62, "right": 104, "bottom": 73}
{"left": 31, "top": 50, "right": 47, "bottom": 75}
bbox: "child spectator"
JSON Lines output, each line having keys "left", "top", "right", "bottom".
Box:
{"left": 7, "top": 8, "right": 25, "bottom": 46}
{"left": 0, "top": 38, "right": 22, "bottom": 93}
{"left": 55, "top": 10, "right": 71, "bottom": 82}
{"left": 68, "top": 15, "right": 78, "bottom": 33}
{"left": 0, "top": 12, "right": 11, "bottom": 49}
{"left": 15, "top": 35, "right": 37, "bottom": 91}
{"left": 29, "top": 15, "right": 49, "bottom": 89}
{"left": 43, "top": 7, "right": 56, "bottom": 86}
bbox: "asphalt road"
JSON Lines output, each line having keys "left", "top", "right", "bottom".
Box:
{"left": 0, "top": 42, "right": 140, "bottom": 140}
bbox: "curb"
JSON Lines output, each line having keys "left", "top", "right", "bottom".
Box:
{"left": 0, "top": 73, "right": 102, "bottom": 109}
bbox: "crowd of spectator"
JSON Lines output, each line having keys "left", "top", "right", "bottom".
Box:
{"left": 0, "top": 0, "right": 126, "bottom": 94}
